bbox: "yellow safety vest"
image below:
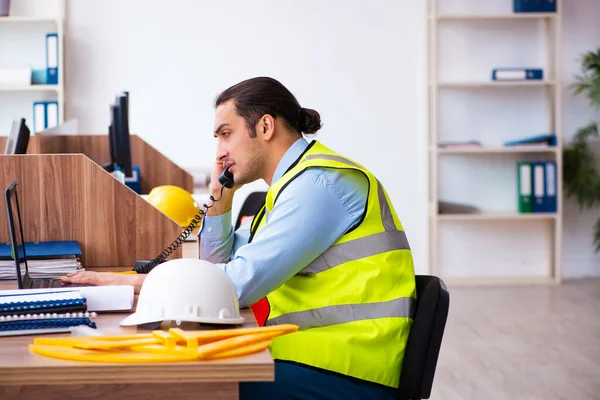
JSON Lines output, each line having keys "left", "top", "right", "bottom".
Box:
{"left": 249, "top": 141, "right": 416, "bottom": 388}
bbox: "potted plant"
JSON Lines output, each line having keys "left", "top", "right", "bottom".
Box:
{"left": 563, "top": 48, "right": 600, "bottom": 250}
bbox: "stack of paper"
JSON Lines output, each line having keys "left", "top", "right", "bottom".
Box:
{"left": 0, "top": 241, "right": 84, "bottom": 279}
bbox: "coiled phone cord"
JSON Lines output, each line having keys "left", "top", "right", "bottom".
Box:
{"left": 133, "top": 185, "right": 226, "bottom": 274}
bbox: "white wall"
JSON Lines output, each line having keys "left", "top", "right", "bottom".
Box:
{"left": 22, "top": 0, "right": 597, "bottom": 278}
{"left": 63, "top": 0, "right": 430, "bottom": 272}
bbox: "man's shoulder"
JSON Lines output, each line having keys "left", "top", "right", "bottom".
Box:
{"left": 284, "top": 166, "right": 369, "bottom": 201}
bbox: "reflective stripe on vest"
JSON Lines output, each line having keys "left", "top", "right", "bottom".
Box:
{"left": 265, "top": 296, "right": 415, "bottom": 330}
{"left": 299, "top": 230, "right": 410, "bottom": 275}
{"left": 377, "top": 179, "right": 397, "bottom": 231}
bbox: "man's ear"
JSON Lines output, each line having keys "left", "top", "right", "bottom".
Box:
{"left": 258, "top": 114, "right": 275, "bottom": 141}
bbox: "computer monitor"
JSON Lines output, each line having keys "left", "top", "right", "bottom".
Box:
{"left": 103, "top": 104, "right": 119, "bottom": 173}
{"left": 4, "top": 118, "right": 30, "bottom": 155}
{"left": 114, "top": 92, "right": 132, "bottom": 177}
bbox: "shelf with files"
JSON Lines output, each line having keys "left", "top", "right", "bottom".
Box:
{"left": 0, "top": 10, "right": 65, "bottom": 133}
{"left": 0, "top": 84, "right": 61, "bottom": 92}
{"left": 436, "top": 212, "right": 557, "bottom": 221}
{"left": 433, "top": 147, "right": 559, "bottom": 154}
{"left": 427, "top": 0, "right": 562, "bottom": 285}
{"left": 0, "top": 17, "right": 62, "bottom": 24}
{"left": 433, "top": 81, "right": 556, "bottom": 88}
{"left": 431, "top": 13, "right": 558, "bottom": 21}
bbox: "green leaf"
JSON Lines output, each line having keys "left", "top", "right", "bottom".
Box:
{"left": 563, "top": 123, "right": 600, "bottom": 212}
{"left": 565, "top": 48, "right": 600, "bottom": 252}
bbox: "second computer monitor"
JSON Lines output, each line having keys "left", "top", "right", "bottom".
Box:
{"left": 116, "top": 93, "right": 132, "bottom": 177}
{"left": 4, "top": 119, "right": 30, "bottom": 155}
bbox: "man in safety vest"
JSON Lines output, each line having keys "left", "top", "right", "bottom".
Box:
{"left": 202, "top": 77, "right": 416, "bottom": 399}
{"left": 62, "top": 76, "right": 416, "bottom": 400}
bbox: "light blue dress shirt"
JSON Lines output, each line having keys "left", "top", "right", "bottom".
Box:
{"left": 199, "top": 138, "right": 368, "bottom": 307}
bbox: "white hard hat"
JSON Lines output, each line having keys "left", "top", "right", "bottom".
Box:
{"left": 120, "top": 258, "right": 245, "bottom": 327}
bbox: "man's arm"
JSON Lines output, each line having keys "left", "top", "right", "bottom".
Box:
{"left": 206, "top": 168, "right": 368, "bottom": 308}
{"left": 198, "top": 209, "right": 250, "bottom": 264}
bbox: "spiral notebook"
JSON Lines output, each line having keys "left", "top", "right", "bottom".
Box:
{"left": 0, "top": 312, "right": 97, "bottom": 337}
{"left": 0, "top": 291, "right": 87, "bottom": 317}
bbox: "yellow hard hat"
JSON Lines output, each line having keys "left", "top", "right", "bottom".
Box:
{"left": 146, "top": 185, "right": 199, "bottom": 227}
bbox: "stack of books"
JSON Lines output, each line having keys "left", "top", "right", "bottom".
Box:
{"left": 0, "top": 240, "right": 83, "bottom": 279}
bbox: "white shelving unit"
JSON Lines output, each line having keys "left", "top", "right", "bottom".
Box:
{"left": 427, "top": 0, "right": 563, "bottom": 285}
{"left": 0, "top": 1, "right": 65, "bottom": 134}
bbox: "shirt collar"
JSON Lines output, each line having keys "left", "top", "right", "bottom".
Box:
{"left": 270, "top": 137, "right": 309, "bottom": 185}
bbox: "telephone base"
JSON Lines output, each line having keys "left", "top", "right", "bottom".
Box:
{"left": 133, "top": 259, "right": 167, "bottom": 271}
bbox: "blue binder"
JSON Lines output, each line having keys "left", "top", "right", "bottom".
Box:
{"left": 492, "top": 68, "right": 543, "bottom": 81}
{"left": 0, "top": 240, "right": 81, "bottom": 260}
{"left": 46, "top": 33, "right": 59, "bottom": 85}
{"left": 514, "top": 0, "right": 556, "bottom": 12}
{"left": 544, "top": 161, "right": 557, "bottom": 212}
{"left": 33, "top": 101, "right": 47, "bottom": 133}
{"left": 32, "top": 101, "right": 60, "bottom": 133}
{"left": 532, "top": 162, "right": 546, "bottom": 212}
{"left": 0, "top": 312, "right": 96, "bottom": 336}
{"left": 0, "top": 297, "right": 87, "bottom": 316}
{"left": 504, "top": 134, "right": 556, "bottom": 147}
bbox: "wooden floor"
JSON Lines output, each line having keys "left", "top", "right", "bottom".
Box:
{"left": 430, "top": 278, "right": 600, "bottom": 400}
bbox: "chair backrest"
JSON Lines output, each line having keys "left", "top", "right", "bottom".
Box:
{"left": 398, "top": 275, "right": 450, "bottom": 400}
{"left": 234, "top": 191, "right": 267, "bottom": 230}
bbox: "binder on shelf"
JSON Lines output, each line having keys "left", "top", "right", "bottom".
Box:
{"left": 32, "top": 101, "right": 60, "bottom": 133}
{"left": 532, "top": 162, "right": 546, "bottom": 212}
{"left": 46, "top": 101, "right": 59, "bottom": 129}
{"left": 517, "top": 162, "right": 533, "bottom": 213}
{"left": 543, "top": 0, "right": 556, "bottom": 12}
{"left": 504, "top": 134, "right": 556, "bottom": 147}
{"left": 513, "top": 0, "right": 544, "bottom": 12}
{"left": 545, "top": 161, "right": 557, "bottom": 212}
{"left": 514, "top": 0, "right": 556, "bottom": 12}
{"left": 492, "top": 68, "right": 543, "bottom": 81}
{"left": 46, "top": 33, "right": 59, "bottom": 85}
{"left": 33, "top": 101, "right": 46, "bottom": 133}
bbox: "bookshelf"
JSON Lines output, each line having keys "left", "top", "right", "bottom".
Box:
{"left": 427, "top": 0, "right": 563, "bottom": 285}
{"left": 0, "top": 0, "right": 65, "bottom": 134}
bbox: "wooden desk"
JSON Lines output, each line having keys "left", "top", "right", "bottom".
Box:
{"left": 0, "top": 243, "right": 274, "bottom": 399}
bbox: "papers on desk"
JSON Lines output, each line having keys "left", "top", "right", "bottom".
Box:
{"left": 0, "top": 258, "right": 84, "bottom": 279}
{"left": 0, "top": 286, "right": 134, "bottom": 312}
{"left": 0, "top": 240, "right": 84, "bottom": 279}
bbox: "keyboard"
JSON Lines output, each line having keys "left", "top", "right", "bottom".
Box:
{"left": 30, "top": 279, "right": 92, "bottom": 289}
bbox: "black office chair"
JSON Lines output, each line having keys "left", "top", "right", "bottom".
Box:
{"left": 234, "top": 191, "right": 267, "bottom": 230}
{"left": 398, "top": 275, "right": 450, "bottom": 400}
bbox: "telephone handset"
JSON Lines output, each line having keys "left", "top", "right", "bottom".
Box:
{"left": 218, "top": 166, "right": 235, "bottom": 189}
{"left": 133, "top": 167, "right": 234, "bottom": 274}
